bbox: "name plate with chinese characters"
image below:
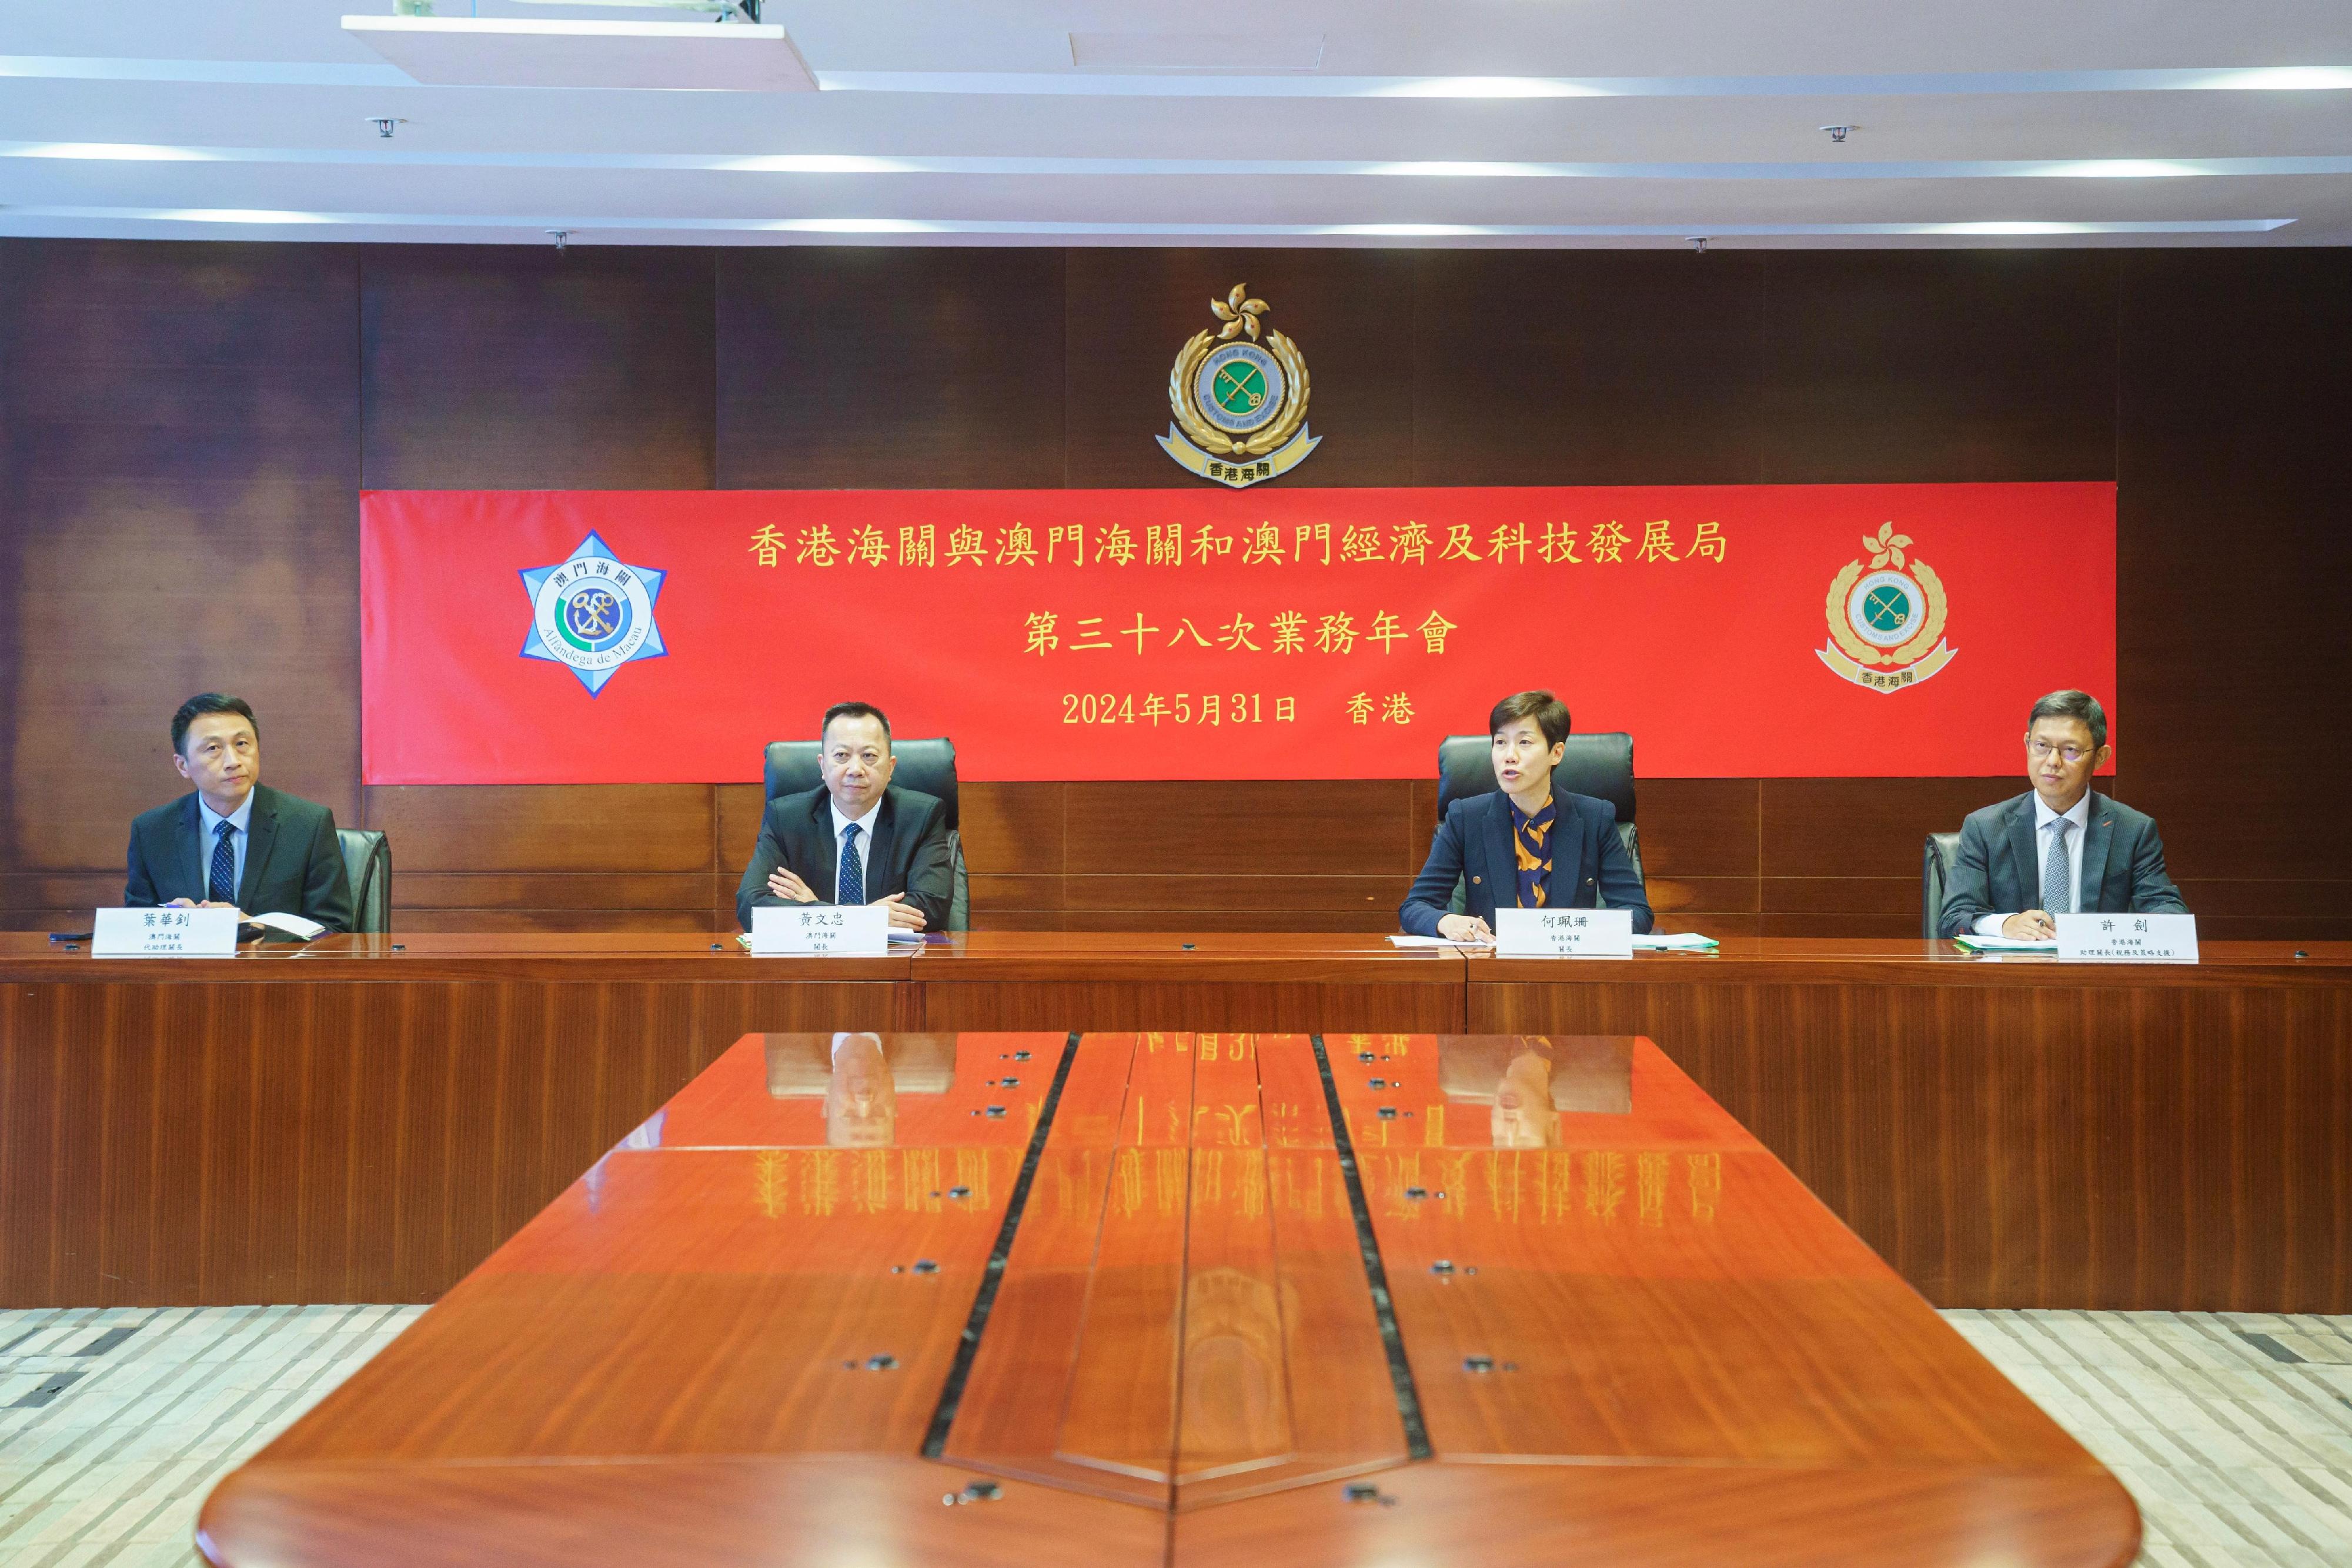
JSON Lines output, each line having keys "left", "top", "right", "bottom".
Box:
{"left": 750, "top": 904, "right": 888, "bottom": 957}
{"left": 1494, "top": 907, "right": 1636, "bottom": 959}
{"left": 2054, "top": 912, "right": 2199, "bottom": 964}
{"left": 91, "top": 907, "right": 240, "bottom": 958}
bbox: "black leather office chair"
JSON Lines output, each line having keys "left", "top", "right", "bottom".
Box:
{"left": 1433, "top": 733, "right": 1642, "bottom": 912}
{"left": 1922, "top": 831, "right": 1962, "bottom": 939}
{"left": 762, "top": 738, "right": 968, "bottom": 931}
{"left": 336, "top": 828, "right": 391, "bottom": 935}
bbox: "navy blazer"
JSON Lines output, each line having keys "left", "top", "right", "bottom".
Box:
{"left": 735, "top": 784, "right": 953, "bottom": 931}
{"left": 1400, "top": 790, "right": 1654, "bottom": 938}
{"left": 123, "top": 784, "right": 354, "bottom": 932}
{"left": 1937, "top": 790, "right": 2187, "bottom": 938}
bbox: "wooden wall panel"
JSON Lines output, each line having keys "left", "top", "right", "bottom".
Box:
{"left": 1, "top": 242, "right": 2345, "bottom": 941}
{"left": 0, "top": 239, "right": 360, "bottom": 931}
{"left": 1410, "top": 250, "right": 1770, "bottom": 485}
{"left": 2113, "top": 250, "right": 2352, "bottom": 891}
{"left": 359, "top": 245, "right": 716, "bottom": 489}
{"left": 1755, "top": 251, "right": 2119, "bottom": 483}
{"left": 717, "top": 248, "right": 1065, "bottom": 489}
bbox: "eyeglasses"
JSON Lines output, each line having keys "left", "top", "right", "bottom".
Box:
{"left": 2027, "top": 739, "right": 2093, "bottom": 763}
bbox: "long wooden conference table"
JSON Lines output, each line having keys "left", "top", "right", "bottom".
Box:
{"left": 195, "top": 1030, "right": 2142, "bottom": 1567}
{"left": 1, "top": 932, "right": 2344, "bottom": 1312}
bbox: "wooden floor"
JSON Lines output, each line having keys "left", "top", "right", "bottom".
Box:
{"left": 179, "top": 1031, "right": 2142, "bottom": 1564}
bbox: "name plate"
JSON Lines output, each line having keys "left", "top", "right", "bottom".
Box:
{"left": 1494, "top": 907, "right": 1635, "bottom": 958}
{"left": 91, "top": 907, "right": 239, "bottom": 958}
{"left": 2054, "top": 912, "right": 2199, "bottom": 964}
{"left": 750, "top": 904, "right": 888, "bottom": 957}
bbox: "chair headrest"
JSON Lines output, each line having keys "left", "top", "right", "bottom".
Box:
{"left": 764, "top": 737, "right": 959, "bottom": 831}
{"left": 1436, "top": 733, "right": 1635, "bottom": 821}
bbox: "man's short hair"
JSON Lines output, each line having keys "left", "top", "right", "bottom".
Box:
{"left": 821, "top": 701, "right": 893, "bottom": 750}
{"left": 172, "top": 693, "right": 257, "bottom": 756}
{"left": 1489, "top": 690, "right": 1571, "bottom": 748}
{"left": 2026, "top": 689, "right": 2107, "bottom": 753}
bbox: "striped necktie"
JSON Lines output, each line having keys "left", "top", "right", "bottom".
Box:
{"left": 209, "top": 820, "right": 237, "bottom": 904}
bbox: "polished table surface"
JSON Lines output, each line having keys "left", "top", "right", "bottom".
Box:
{"left": 195, "top": 1031, "right": 2140, "bottom": 1567}
{"left": 8, "top": 928, "right": 2344, "bottom": 975}
{"left": 4, "top": 933, "right": 2344, "bottom": 1311}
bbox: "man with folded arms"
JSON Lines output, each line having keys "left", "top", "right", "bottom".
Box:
{"left": 736, "top": 701, "right": 953, "bottom": 933}
{"left": 1939, "top": 688, "right": 2187, "bottom": 940}
{"left": 123, "top": 693, "right": 354, "bottom": 931}
{"left": 1399, "top": 689, "right": 1653, "bottom": 942}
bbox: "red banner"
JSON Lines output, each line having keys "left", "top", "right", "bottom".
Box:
{"left": 360, "top": 484, "right": 2114, "bottom": 783}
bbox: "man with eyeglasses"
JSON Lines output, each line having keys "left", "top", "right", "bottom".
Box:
{"left": 1937, "top": 689, "right": 2186, "bottom": 940}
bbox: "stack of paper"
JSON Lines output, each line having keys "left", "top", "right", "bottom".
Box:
{"left": 1952, "top": 933, "right": 2058, "bottom": 952}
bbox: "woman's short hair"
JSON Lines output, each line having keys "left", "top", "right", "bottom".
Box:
{"left": 1489, "top": 690, "right": 1571, "bottom": 748}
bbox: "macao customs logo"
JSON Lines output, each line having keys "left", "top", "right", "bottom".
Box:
{"left": 520, "top": 532, "right": 667, "bottom": 696}
{"left": 1817, "top": 523, "right": 1956, "bottom": 693}
{"left": 1158, "top": 282, "right": 1319, "bottom": 489}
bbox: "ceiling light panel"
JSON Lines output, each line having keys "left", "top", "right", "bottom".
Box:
{"left": 340, "top": 15, "right": 816, "bottom": 92}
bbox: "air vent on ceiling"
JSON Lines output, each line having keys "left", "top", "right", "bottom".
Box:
{"left": 341, "top": 14, "right": 816, "bottom": 92}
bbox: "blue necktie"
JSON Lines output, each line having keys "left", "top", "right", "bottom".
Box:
{"left": 209, "top": 820, "right": 237, "bottom": 904}
{"left": 838, "top": 823, "right": 864, "bottom": 906}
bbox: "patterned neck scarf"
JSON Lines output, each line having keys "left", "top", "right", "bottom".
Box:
{"left": 1509, "top": 797, "right": 1557, "bottom": 908}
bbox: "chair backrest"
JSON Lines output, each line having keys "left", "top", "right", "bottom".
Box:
{"left": 1922, "top": 831, "right": 1963, "bottom": 940}
{"left": 761, "top": 738, "right": 967, "bottom": 930}
{"left": 337, "top": 828, "right": 391, "bottom": 935}
{"left": 1436, "top": 732, "right": 1636, "bottom": 822}
{"left": 1433, "top": 733, "right": 1642, "bottom": 909}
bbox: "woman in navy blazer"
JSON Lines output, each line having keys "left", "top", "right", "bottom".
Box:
{"left": 1398, "top": 691, "right": 1654, "bottom": 941}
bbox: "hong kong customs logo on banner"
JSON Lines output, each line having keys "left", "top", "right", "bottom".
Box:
{"left": 520, "top": 531, "right": 667, "bottom": 695}
{"left": 1158, "top": 282, "right": 1319, "bottom": 489}
{"left": 1817, "top": 522, "right": 1956, "bottom": 693}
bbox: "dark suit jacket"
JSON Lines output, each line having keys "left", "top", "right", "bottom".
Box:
{"left": 1400, "top": 791, "right": 1654, "bottom": 938}
{"left": 1937, "top": 790, "right": 2187, "bottom": 938}
{"left": 123, "top": 784, "right": 355, "bottom": 932}
{"left": 736, "top": 785, "right": 953, "bottom": 932}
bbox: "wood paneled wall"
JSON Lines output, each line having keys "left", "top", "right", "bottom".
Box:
{"left": 2, "top": 241, "right": 2346, "bottom": 937}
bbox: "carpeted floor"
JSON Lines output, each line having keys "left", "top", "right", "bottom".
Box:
{"left": 2, "top": 1305, "right": 2347, "bottom": 1565}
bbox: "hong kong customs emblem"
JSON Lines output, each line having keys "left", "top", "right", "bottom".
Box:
{"left": 1158, "top": 282, "right": 1319, "bottom": 489}
{"left": 520, "top": 531, "right": 667, "bottom": 696}
{"left": 1818, "top": 523, "right": 1955, "bottom": 692}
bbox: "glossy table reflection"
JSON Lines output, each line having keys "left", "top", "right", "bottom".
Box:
{"left": 197, "top": 1032, "right": 2140, "bottom": 1567}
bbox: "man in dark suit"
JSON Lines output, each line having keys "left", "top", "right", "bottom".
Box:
{"left": 736, "top": 701, "right": 953, "bottom": 932}
{"left": 124, "top": 693, "right": 354, "bottom": 931}
{"left": 1938, "top": 688, "right": 2187, "bottom": 940}
{"left": 1399, "top": 690, "right": 1653, "bottom": 941}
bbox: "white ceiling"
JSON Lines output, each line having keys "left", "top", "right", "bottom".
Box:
{"left": 2, "top": 0, "right": 2348, "bottom": 247}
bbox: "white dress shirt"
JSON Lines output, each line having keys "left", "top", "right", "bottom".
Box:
{"left": 828, "top": 797, "right": 879, "bottom": 900}
{"left": 196, "top": 792, "right": 255, "bottom": 900}
{"left": 1975, "top": 791, "right": 2090, "bottom": 935}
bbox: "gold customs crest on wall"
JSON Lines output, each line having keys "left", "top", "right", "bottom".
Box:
{"left": 1818, "top": 522, "right": 1957, "bottom": 692}
{"left": 1158, "top": 283, "right": 1319, "bottom": 489}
